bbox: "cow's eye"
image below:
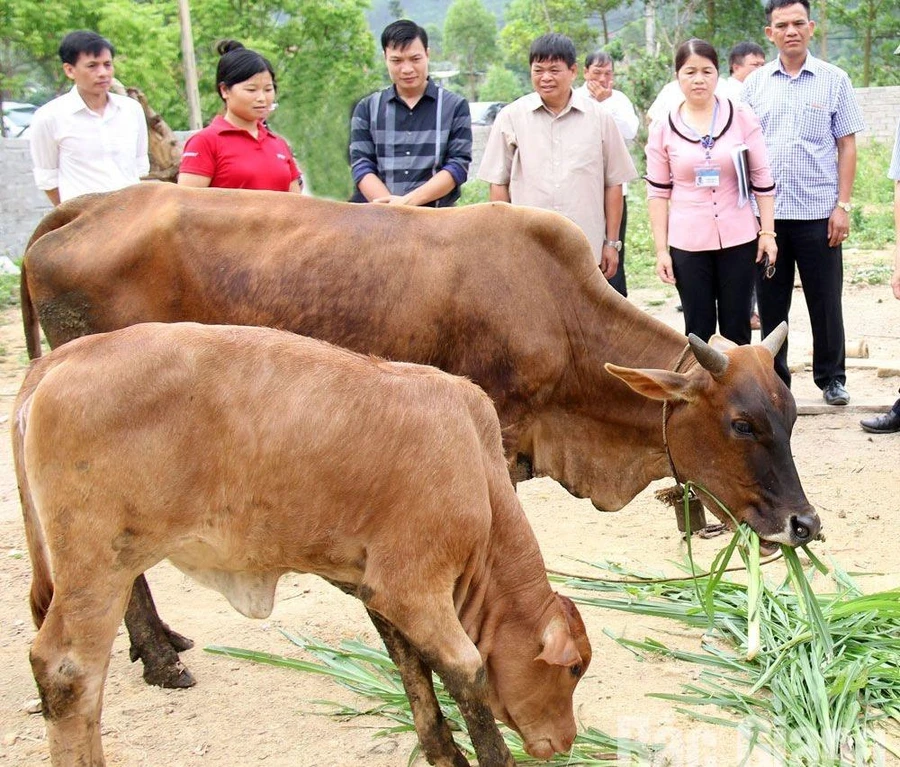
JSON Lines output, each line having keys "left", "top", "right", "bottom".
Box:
{"left": 570, "top": 664, "right": 583, "bottom": 677}
{"left": 732, "top": 419, "right": 754, "bottom": 436}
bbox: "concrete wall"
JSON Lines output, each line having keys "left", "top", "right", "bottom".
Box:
{"left": 0, "top": 138, "right": 52, "bottom": 260}
{"left": 3, "top": 87, "right": 897, "bottom": 261}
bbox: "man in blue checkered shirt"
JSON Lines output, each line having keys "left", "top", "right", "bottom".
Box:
{"left": 349, "top": 19, "right": 472, "bottom": 208}
{"left": 741, "top": 0, "right": 865, "bottom": 406}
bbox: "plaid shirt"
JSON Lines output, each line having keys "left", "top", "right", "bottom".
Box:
{"left": 350, "top": 79, "right": 472, "bottom": 207}
{"left": 890, "top": 119, "right": 900, "bottom": 182}
{"left": 741, "top": 54, "right": 865, "bottom": 220}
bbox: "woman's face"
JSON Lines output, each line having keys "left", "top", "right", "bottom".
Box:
{"left": 677, "top": 54, "right": 718, "bottom": 105}
{"left": 220, "top": 70, "right": 275, "bottom": 125}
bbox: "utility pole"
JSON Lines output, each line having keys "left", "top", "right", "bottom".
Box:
{"left": 178, "top": 0, "right": 203, "bottom": 130}
{"left": 645, "top": 0, "right": 657, "bottom": 55}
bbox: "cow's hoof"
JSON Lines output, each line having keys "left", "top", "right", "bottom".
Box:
{"left": 143, "top": 659, "right": 196, "bottom": 689}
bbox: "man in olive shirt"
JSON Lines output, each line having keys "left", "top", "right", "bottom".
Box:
{"left": 479, "top": 33, "right": 636, "bottom": 282}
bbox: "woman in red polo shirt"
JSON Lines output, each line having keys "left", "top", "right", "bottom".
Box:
{"left": 178, "top": 40, "right": 302, "bottom": 192}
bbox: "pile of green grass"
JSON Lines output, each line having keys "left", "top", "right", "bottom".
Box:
{"left": 207, "top": 505, "right": 900, "bottom": 765}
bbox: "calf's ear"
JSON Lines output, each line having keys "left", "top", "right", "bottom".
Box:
{"left": 535, "top": 615, "right": 581, "bottom": 667}
{"left": 605, "top": 363, "right": 697, "bottom": 403}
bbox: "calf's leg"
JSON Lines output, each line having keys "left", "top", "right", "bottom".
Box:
{"left": 31, "top": 583, "right": 129, "bottom": 767}
{"left": 124, "top": 573, "right": 196, "bottom": 688}
{"left": 366, "top": 609, "right": 470, "bottom": 767}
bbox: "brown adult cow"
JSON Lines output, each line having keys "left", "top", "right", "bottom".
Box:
{"left": 21, "top": 184, "right": 820, "bottom": 690}
{"left": 14, "top": 322, "right": 591, "bottom": 767}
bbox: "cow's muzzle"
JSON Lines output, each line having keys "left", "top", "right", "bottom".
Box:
{"left": 790, "top": 511, "right": 820, "bottom": 545}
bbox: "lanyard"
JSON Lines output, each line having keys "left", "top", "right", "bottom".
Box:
{"left": 680, "top": 98, "right": 719, "bottom": 159}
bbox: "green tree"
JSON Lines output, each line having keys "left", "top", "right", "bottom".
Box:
{"left": 479, "top": 62, "right": 527, "bottom": 101}
{"left": 498, "top": 0, "right": 596, "bottom": 71}
{"left": 585, "top": 0, "right": 631, "bottom": 45}
{"left": 831, "top": 0, "right": 900, "bottom": 86}
{"left": 443, "top": 0, "right": 498, "bottom": 100}
{"left": 388, "top": 0, "right": 404, "bottom": 18}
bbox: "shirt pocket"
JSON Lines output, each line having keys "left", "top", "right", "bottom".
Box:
{"left": 797, "top": 103, "right": 831, "bottom": 142}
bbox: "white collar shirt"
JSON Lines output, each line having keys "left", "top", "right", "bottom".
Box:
{"left": 29, "top": 86, "right": 149, "bottom": 202}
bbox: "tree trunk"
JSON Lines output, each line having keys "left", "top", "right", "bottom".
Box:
{"left": 818, "top": 0, "right": 828, "bottom": 61}
{"left": 645, "top": 0, "right": 656, "bottom": 55}
{"left": 178, "top": 0, "right": 203, "bottom": 131}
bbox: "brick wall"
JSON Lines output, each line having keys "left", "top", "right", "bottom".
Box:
{"left": 855, "top": 86, "right": 900, "bottom": 144}
{"left": 3, "top": 88, "right": 897, "bottom": 259}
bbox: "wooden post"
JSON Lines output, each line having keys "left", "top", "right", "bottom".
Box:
{"left": 178, "top": 0, "right": 203, "bottom": 131}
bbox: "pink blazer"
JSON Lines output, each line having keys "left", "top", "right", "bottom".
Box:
{"left": 645, "top": 98, "right": 775, "bottom": 252}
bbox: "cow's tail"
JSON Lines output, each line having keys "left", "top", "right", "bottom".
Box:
{"left": 13, "top": 390, "right": 54, "bottom": 627}
{"left": 21, "top": 199, "right": 94, "bottom": 360}
{"left": 20, "top": 259, "right": 42, "bottom": 360}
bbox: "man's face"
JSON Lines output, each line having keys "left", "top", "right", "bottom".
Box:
{"left": 63, "top": 48, "right": 114, "bottom": 100}
{"left": 384, "top": 38, "right": 429, "bottom": 97}
{"left": 766, "top": 4, "right": 815, "bottom": 57}
{"left": 531, "top": 57, "right": 577, "bottom": 108}
{"left": 732, "top": 53, "right": 766, "bottom": 82}
{"left": 584, "top": 61, "right": 614, "bottom": 90}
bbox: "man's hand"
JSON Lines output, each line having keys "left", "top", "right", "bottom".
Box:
{"left": 586, "top": 79, "right": 612, "bottom": 102}
{"left": 600, "top": 244, "right": 619, "bottom": 280}
{"left": 827, "top": 205, "right": 850, "bottom": 247}
{"left": 373, "top": 194, "right": 412, "bottom": 205}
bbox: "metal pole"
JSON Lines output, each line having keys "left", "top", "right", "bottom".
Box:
{"left": 178, "top": 0, "right": 203, "bottom": 130}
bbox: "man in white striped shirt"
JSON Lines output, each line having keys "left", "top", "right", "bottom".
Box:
{"left": 741, "top": 0, "right": 865, "bottom": 406}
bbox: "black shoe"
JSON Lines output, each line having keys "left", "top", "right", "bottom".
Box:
{"left": 823, "top": 380, "right": 849, "bottom": 406}
{"left": 860, "top": 410, "right": 900, "bottom": 434}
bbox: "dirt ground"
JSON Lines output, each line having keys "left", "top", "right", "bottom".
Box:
{"left": 0, "top": 270, "right": 898, "bottom": 767}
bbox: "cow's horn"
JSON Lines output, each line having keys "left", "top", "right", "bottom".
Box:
{"left": 688, "top": 333, "right": 729, "bottom": 378}
{"left": 761, "top": 321, "right": 788, "bottom": 357}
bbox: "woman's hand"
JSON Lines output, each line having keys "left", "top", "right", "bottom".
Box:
{"left": 756, "top": 233, "right": 777, "bottom": 271}
{"left": 656, "top": 250, "right": 676, "bottom": 285}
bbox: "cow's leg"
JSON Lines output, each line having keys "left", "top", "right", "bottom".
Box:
{"left": 30, "top": 582, "right": 129, "bottom": 767}
{"left": 368, "top": 596, "right": 514, "bottom": 767}
{"left": 366, "top": 609, "right": 470, "bottom": 767}
{"left": 123, "top": 574, "right": 196, "bottom": 688}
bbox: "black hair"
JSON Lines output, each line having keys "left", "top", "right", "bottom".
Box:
{"left": 59, "top": 30, "right": 114, "bottom": 66}
{"left": 584, "top": 50, "right": 613, "bottom": 70}
{"left": 674, "top": 38, "right": 719, "bottom": 73}
{"left": 728, "top": 41, "right": 766, "bottom": 72}
{"left": 529, "top": 33, "right": 576, "bottom": 68}
{"left": 215, "top": 40, "right": 277, "bottom": 99}
{"left": 764, "top": 0, "right": 810, "bottom": 23}
{"left": 381, "top": 20, "right": 428, "bottom": 52}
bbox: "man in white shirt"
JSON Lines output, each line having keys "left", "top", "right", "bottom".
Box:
{"left": 717, "top": 41, "right": 766, "bottom": 101}
{"left": 30, "top": 30, "right": 148, "bottom": 206}
{"left": 574, "top": 50, "right": 638, "bottom": 295}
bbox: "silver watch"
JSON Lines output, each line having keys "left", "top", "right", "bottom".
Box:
{"left": 836, "top": 201, "right": 852, "bottom": 213}
{"left": 603, "top": 239, "right": 623, "bottom": 252}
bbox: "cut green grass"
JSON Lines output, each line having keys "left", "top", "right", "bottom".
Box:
{"left": 206, "top": 634, "right": 658, "bottom": 765}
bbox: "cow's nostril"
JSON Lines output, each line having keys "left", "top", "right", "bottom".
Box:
{"left": 791, "top": 513, "right": 820, "bottom": 542}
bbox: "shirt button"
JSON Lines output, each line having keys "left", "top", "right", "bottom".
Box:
{"left": 404, "top": 170, "right": 409, "bottom": 175}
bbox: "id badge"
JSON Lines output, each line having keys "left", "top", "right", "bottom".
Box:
{"left": 695, "top": 165, "right": 720, "bottom": 188}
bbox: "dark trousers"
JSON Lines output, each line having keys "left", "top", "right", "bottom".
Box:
{"left": 608, "top": 198, "right": 627, "bottom": 297}
{"left": 670, "top": 239, "right": 757, "bottom": 345}
{"left": 756, "top": 219, "right": 845, "bottom": 390}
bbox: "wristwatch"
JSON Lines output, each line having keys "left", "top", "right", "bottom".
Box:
{"left": 603, "top": 239, "right": 623, "bottom": 252}
{"left": 836, "top": 201, "right": 853, "bottom": 212}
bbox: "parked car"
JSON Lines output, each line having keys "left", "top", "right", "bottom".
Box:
{"left": 3, "top": 101, "right": 38, "bottom": 138}
{"left": 468, "top": 101, "right": 506, "bottom": 126}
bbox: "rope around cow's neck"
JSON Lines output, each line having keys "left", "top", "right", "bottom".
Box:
{"left": 661, "top": 342, "right": 693, "bottom": 486}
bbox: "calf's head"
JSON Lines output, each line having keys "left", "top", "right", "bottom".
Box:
{"left": 484, "top": 592, "right": 591, "bottom": 758}
{"left": 606, "top": 323, "right": 820, "bottom": 547}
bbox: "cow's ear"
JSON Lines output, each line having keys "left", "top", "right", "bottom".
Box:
{"left": 605, "top": 363, "right": 697, "bottom": 403}
{"left": 535, "top": 615, "right": 581, "bottom": 667}
{"left": 708, "top": 334, "right": 737, "bottom": 352}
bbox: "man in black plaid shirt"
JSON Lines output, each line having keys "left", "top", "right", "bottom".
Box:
{"left": 350, "top": 20, "right": 472, "bottom": 208}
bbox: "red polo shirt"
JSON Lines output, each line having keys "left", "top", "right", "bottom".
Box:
{"left": 180, "top": 115, "right": 301, "bottom": 191}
